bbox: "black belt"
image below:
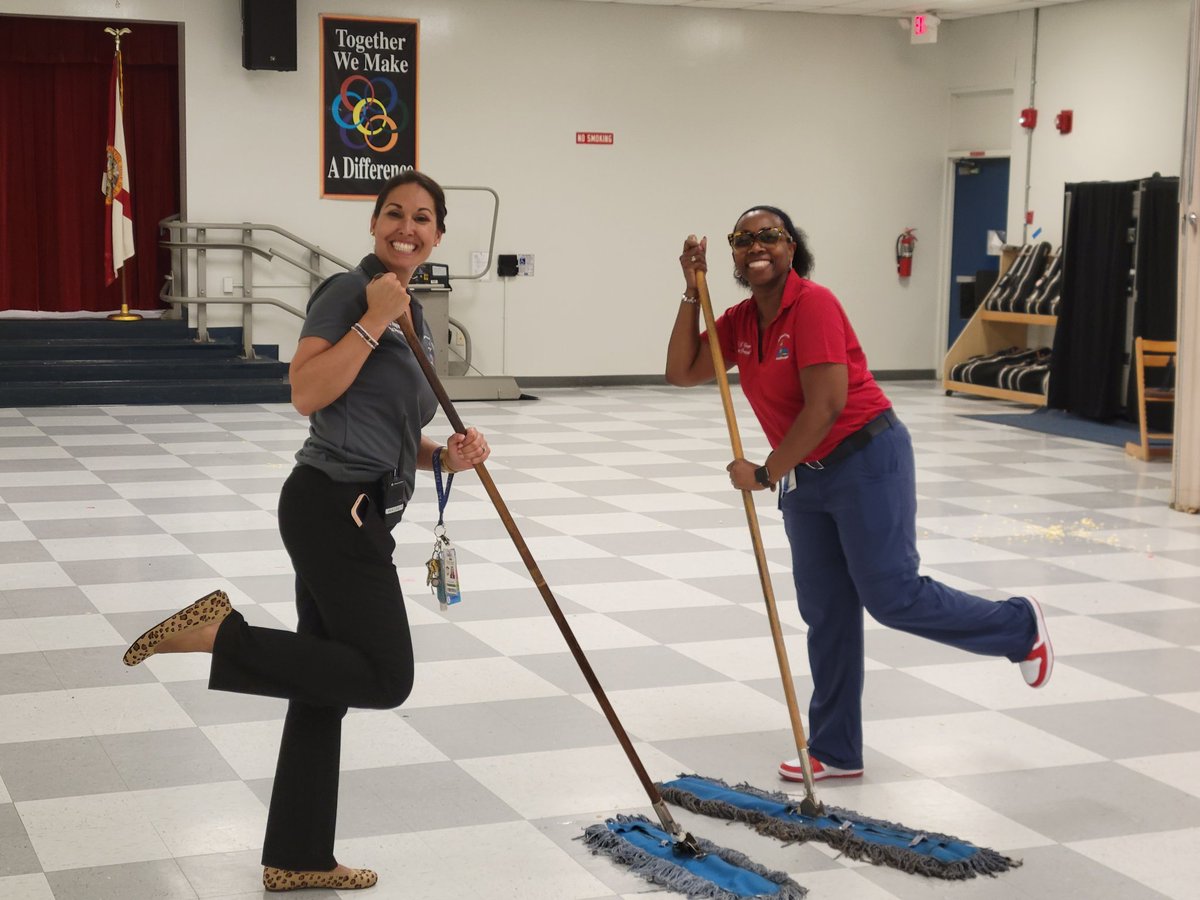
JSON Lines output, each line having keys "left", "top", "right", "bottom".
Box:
{"left": 798, "top": 408, "right": 897, "bottom": 472}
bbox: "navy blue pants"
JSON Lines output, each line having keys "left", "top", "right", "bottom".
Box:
{"left": 779, "top": 417, "right": 1036, "bottom": 770}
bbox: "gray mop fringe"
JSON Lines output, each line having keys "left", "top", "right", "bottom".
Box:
{"left": 581, "top": 814, "right": 808, "bottom": 899}
{"left": 660, "top": 776, "right": 1020, "bottom": 880}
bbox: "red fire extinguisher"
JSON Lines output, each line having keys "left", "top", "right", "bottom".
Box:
{"left": 896, "top": 228, "right": 917, "bottom": 277}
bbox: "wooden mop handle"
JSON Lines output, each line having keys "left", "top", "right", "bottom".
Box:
{"left": 694, "top": 271, "right": 822, "bottom": 808}
{"left": 395, "top": 312, "right": 685, "bottom": 834}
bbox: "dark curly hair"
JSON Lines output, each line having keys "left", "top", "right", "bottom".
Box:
{"left": 372, "top": 170, "right": 447, "bottom": 232}
{"left": 732, "top": 205, "right": 813, "bottom": 284}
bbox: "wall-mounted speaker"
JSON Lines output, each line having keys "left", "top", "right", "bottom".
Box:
{"left": 242, "top": 0, "right": 297, "bottom": 71}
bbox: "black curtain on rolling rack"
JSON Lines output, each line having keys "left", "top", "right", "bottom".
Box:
{"left": 1048, "top": 180, "right": 1137, "bottom": 420}
{"left": 1124, "top": 175, "right": 1179, "bottom": 424}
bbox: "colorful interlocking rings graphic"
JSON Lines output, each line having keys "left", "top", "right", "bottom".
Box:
{"left": 331, "top": 75, "right": 410, "bottom": 153}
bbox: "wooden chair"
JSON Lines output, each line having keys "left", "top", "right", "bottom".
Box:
{"left": 1124, "top": 337, "right": 1177, "bottom": 460}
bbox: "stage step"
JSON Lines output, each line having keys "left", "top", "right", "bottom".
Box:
{"left": 0, "top": 318, "right": 290, "bottom": 407}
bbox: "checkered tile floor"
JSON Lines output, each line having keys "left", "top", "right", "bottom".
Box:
{"left": 2, "top": 383, "right": 1199, "bottom": 900}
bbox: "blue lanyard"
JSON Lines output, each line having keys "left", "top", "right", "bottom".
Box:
{"left": 432, "top": 448, "right": 454, "bottom": 529}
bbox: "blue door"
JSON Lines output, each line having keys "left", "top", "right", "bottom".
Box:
{"left": 947, "top": 157, "right": 1010, "bottom": 346}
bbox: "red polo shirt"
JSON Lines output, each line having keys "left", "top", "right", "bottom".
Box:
{"left": 706, "top": 271, "right": 891, "bottom": 461}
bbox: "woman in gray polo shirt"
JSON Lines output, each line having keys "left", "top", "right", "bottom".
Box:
{"left": 121, "top": 171, "right": 489, "bottom": 892}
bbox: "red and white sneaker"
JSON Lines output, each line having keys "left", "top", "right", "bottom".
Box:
{"left": 778, "top": 756, "right": 863, "bottom": 783}
{"left": 1019, "top": 596, "right": 1054, "bottom": 688}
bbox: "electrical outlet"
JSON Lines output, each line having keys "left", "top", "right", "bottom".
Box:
{"left": 222, "top": 276, "right": 234, "bottom": 294}
{"left": 516, "top": 254, "right": 534, "bottom": 276}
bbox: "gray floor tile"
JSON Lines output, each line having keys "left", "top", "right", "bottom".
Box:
{"left": 130, "top": 495, "right": 261, "bottom": 515}
{"left": 0, "top": 484, "right": 121, "bottom": 503}
{"left": 99, "top": 468, "right": 216, "bottom": 485}
{"left": 0, "top": 542, "right": 52, "bottom": 565}
{"left": 943, "top": 762, "right": 1200, "bottom": 842}
{"left": 58, "top": 555, "right": 222, "bottom": 586}
{"left": 860, "top": 668, "right": 988, "bottom": 720}
{"left": 0, "top": 652, "right": 62, "bottom": 695}
{"left": 24, "top": 515, "right": 164, "bottom": 540}
{"left": 0, "top": 737, "right": 126, "bottom": 801}
{"left": 0, "top": 458, "right": 88, "bottom": 473}
{"left": 1098, "top": 606, "right": 1200, "bottom": 644}
{"left": 174, "top": 531, "right": 285, "bottom": 554}
{"left": 166, "top": 680, "right": 287, "bottom": 727}
{"left": 404, "top": 695, "right": 616, "bottom": 758}
{"left": 228, "top": 574, "right": 294, "bottom": 606}
{"left": 99, "top": 728, "right": 240, "bottom": 790}
{"left": 0, "top": 586, "right": 96, "bottom": 619}
{"left": 43, "top": 646, "right": 157, "bottom": 690}
{"left": 1062, "top": 648, "right": 1200, "bottom": 694}
{"left": 933, "top": 558, "right": 1098, "bottom": 586}
{"left": 0, "top": 803, "right": 40, "bottom": 878}
{"left": 426, "top": 586, "right": 589, "bottom": 621}
{"left": 44, "top": 859, "right": 199, "bottom": 900}
{"left": 1005, "top": 697, "right": 1200, "bottom": 759}
{"left": 409, "top": 622, "right": 501, "bottom": 662}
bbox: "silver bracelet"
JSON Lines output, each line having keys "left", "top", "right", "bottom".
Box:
{"left": 681, "top": 291, "right": 699, "bottom": 305}
{"left": 351, "top": 322, "right": 379, "bottom": 350}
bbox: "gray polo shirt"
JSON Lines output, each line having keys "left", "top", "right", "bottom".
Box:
{"left": 294, "top": 255, "right": 438, "bottom": 489}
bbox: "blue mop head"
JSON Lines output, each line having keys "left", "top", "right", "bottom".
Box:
{"left": 581, "top": 814, "right": 807, "bottom": 899}
{"left": 660, "top": 774, "right": 1020, "bottom": 880}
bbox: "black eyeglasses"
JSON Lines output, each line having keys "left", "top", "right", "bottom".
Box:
{"left": 727, "top": 227, "right": 790, "bottom": 249}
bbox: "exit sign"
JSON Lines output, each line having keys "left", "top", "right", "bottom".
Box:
{"left": 911, "top": 13, "right": 940, "bottom": 44}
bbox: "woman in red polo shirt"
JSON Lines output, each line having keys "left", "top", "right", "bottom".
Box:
{"left": 665, "top": 205, "right": 1053, "bottom": 783}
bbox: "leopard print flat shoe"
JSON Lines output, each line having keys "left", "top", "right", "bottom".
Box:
{"left": 121, "top": 589, "right": 232, "bottom": 666}
{"left": 262, "top": 865, "right": 378, "bottom": 892}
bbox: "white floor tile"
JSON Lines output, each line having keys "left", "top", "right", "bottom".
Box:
{"left": 0, "top": 874, "right": 54, "bottom": 900}
{"left": 865, "top": 711, "right": 1104, "bottom": 777}
{"left": 575, "top": 682, "right": 786, "bottom": 742}
{"left": 17, "top": 613, "right": 126, "bottom": 651}
{"left": 460, "top": 613, "right": 656, "bottom": 656}
{"left": 17, "top": 792, "right": 173, "bottom": 871}
{"left": 71, "top": 683, "right": 196, "bottom": 735}
{"left": 906, "top": 659, "right": 1142, "bottom": 709}
{"left": 556, "top": 579, "right": 731, "bottom": 613}
{"left": 1068, "top": 827, "right": 1200, "bottom": 900}
{"left": 1118, "top": 751, "right": 1200, "bottom": 799}
{"left": 0, "top": 691, "right": 93, "bottom": 743}
{"left": 42, "top": 533, "right": 193, "bottom": 563}
{"left": 458, "top": 744, "right": 685, "bottom": 818}
{"left": 404, "top": 657, "right": 565, "bottom": 708}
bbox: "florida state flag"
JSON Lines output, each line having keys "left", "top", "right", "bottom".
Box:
{"left": 102, "top": 51, "right": 134, "bottom": 285}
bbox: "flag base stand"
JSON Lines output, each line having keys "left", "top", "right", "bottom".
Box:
{"left": 107, "top": 307, "right": 143, "bottom": 321}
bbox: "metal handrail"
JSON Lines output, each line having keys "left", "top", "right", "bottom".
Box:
{"left": 158, "top": 185, "right": 500, "bottom": 360}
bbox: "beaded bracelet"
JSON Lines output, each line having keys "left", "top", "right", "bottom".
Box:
{"left": 681, "top": 292, "right": 699, "bottom": 305}
{"left": 350, "top": 322, "right": 379, "bottom": 350}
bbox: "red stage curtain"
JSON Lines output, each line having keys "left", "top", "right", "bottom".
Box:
{"left": 0, "top": 16, "right": 179, "bottom": 313}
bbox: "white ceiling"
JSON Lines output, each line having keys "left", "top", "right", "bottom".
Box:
{"left": 564, "top": 0, "right": 1089, "bottom": 20}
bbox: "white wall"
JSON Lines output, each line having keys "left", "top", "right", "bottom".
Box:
{"left": 944, "top": 0, "right": 1190, "bottom": 249}
{"left": 5, "top": 0, "right": 1192, "bottom": 376}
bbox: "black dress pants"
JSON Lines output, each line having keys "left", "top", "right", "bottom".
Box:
{"left": 209, "top": 465, "right": 415, "bottom": 870}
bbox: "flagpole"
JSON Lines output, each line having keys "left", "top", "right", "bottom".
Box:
{"left": 104, "top": 27, "right": 142, "bottom": 322}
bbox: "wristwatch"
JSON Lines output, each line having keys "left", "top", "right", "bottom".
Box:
{"left": 754, "top": 464, "right": 775, "bottom": 491}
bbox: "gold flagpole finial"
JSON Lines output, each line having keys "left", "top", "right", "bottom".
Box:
{"left": 104, "top": 26, "right": 131, "bottom": 52}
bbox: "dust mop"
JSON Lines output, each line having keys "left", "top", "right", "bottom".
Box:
{"left": 396, "top": 312, "right": 807, "bottom": 899}
{"left": 657, "top": 271, "right": 1020, "bottom": 880}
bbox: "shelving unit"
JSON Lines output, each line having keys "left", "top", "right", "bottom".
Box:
{"left": 942, "top": 247, "right": 1057, "bottom": 406}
